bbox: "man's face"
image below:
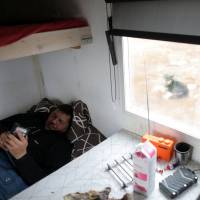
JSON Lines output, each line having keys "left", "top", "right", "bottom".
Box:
{"left": 45, "top": 110, "right": 71, "bottom": 132}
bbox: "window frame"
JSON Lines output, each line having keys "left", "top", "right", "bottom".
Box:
{"left": 120, "top": 34, "right": 200, "bottom": 139}
{"left": 111, "top": 29, "right": 200, "bottom": 45}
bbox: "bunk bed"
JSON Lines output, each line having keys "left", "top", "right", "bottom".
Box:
{"left": 0, "top": 10, "right": 107, "bottom": 200}
{"left": 0, "top": 18, "right": 92, "bottom": 61}
{"left": 0, "top": 16, "right": 103, "bottom": 159}
{"left": 0, "top": 17, "right": 104, "bottom": 158}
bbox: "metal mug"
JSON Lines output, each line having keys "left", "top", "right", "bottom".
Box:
{"left": 174, "top": 142, "right": 193, "bottom": 165}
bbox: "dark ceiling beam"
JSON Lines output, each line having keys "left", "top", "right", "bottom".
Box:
{"left": 105, "top": 0, "right": 158, "bottom": 3}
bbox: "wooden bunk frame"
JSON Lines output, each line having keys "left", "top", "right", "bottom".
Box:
{"left": 0, "top": 26, "right": 92, "bottom": 61}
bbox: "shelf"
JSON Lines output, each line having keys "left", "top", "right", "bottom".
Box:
{"left": 0, "top": 26, "right": 92, "bottom": 61}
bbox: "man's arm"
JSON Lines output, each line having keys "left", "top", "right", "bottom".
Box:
{"left": 43, "top": 139, "right": 72, "bottom": 174}
{"left": 2, "top": 132, "right": 47, "bottom": 185}
{"left": 3, "top": 132, "right": 48, "bottom": 185}
{"left": 0, "top": 114, "right": 28, "bottom": 134}
{"left": 4, "top": 133, "right": 72, "bottom": 185}
{"left": 15, "top": 139, "right": 72, "bottom": 185}
{"left": 0, "top": 133, "right": 6, "bottom": 149}
{"left": 0, "top": 114, "right": 23, "bottom": 150}
{"left": 14, "top": 153, "right": 48, "bottom": 185}
{"left": 0, "top": 112, "right": 47, "bottom": 134}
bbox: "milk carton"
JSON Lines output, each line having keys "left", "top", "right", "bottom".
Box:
{"left": 133, "top": 140, "right": 157, "bottom": 196}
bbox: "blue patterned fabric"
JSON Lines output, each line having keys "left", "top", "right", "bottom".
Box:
{"left": 0, "top": 150, "right": 27, "bottom": 200}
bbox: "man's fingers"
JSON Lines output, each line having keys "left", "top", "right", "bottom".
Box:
{"left": 4, "top": 140, "right": 15, "bottom": 150}
{"left": 16, "top": 132, "right": 27, "bottom": 141}
{"left": 0, "top": 139, "right": 3, "bottom": 147}
{"left": 4, "top": 132, "right": 28, "bottom": 159}
{"left": 0, "top": 133, "right": 8, "bottom": 141}
{"left": 4, "top": 136, "right": 17, "bottom": 147}
{"left": 1, "top": 132, "right": 10, "bottom": 135}
{"left": 6, "top": 134, "right": 21, "bottom": 145}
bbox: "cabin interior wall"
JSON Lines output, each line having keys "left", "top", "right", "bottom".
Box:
{"left": 38, "top": 0, "right": 148, "bottom": 137}
{"left": 0, "top": 57, "right": 42, "bottom": 119}
{"left": 0, "top": 0, "right": 200, "bottom": 161}
{"left": 38, "top": 0, "right": 200, "bottom": 161}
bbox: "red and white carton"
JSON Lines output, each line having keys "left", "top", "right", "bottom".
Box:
{"left": 133, "top": 140, "right": 157, "bottom": 196}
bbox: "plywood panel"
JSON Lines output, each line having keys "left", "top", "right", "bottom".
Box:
{"left": 0, "top": 26, "right": 92, "bottom": 61}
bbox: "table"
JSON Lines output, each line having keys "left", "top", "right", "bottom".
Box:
{"left": 11, "top": 130, "right": 200, "bottom": 200}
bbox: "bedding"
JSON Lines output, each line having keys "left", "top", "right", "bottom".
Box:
{"left": 28, "top": 98, "right": 57, "bottom": 113}
{"left": 68, "top": 100, "right": 106, "bottom": 159}
{"left": 28, "top": 98, "right": 106, "bottom": 159}
{"left": 0, "top": 18, "right": 88, "bottom": 47}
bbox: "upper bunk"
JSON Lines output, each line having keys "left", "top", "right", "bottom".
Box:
{"left": 0, "top": 18, "right": 92, "bottom": 61}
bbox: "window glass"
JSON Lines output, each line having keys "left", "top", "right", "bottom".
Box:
{"left": 123, "top": 37, "right": 200, "bottom": 136}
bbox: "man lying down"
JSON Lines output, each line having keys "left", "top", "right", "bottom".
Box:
{"left": 0, "top": 104, "right": 73, "bottom": 200}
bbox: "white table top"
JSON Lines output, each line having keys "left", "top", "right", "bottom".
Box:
{"left": 11, "top": 130, "right": 200, "bottom": 200}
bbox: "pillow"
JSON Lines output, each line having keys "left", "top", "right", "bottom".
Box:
{"left": 67, "top": 100, "right": 106, "bottom": 159}
{"left": 71, "top": 125, "right": 106, "bottom": 159}
{"left": 27, "top": 98, "right": 57, "bottom": 113}
{"left": 67, "top": 100, "right": 92, "bottom": 142}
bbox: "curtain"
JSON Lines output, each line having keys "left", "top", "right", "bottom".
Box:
{"left": 107, "top": 0, "right": 200, "bottom": 42}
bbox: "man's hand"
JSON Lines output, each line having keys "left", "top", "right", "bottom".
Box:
{"left": 3, "top": 132, "right": 28, "bottom": 159}
{"left": 0, "top": 132, "right": 9, "bottom": 150}
{"left": 0, "top": 133, "right": 3, "bottom": 148}
{"left": 0, "top": 134, "right": 3, "bottom": 149}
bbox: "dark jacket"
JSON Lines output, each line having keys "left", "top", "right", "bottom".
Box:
{"left": 0, "top": 112, "right": 72, "bottom": 185}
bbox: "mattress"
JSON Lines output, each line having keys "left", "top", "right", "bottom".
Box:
{"left": 0, "top": 18, "right": 88, "bottom": 47}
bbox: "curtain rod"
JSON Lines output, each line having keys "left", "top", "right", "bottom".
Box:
{"left": 109, "top": 29, "right": 200, "bottom": 45}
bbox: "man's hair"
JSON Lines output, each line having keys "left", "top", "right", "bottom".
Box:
{"left": 57, "top": 104, "right": 73, "bottom": 131}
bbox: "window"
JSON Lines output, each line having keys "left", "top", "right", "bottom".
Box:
{"left": 123, "top": 37, "right": 200, "bottom": 138}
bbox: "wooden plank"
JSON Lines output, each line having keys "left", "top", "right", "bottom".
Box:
{"left": 0, "top": 26, "right": 92, "bottom": 61}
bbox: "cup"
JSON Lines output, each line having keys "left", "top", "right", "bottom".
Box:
{"left": 174, "top": 142, "right": 193, "bottom": 165}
